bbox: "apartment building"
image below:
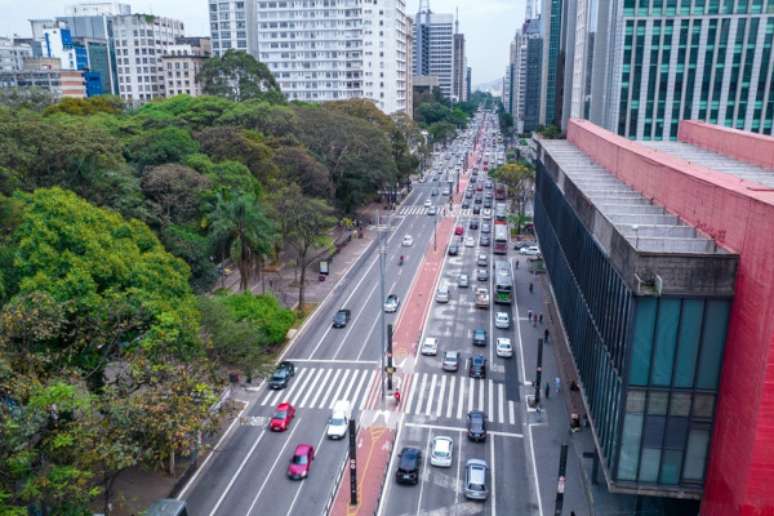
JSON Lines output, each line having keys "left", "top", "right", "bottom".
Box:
{"left": 413, "top": 2, "right": 454, "bottom": 100}
{"left": 160, "top": 37, "right": 211, "bottom": 97}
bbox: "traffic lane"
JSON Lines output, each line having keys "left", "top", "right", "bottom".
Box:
{"left": 380, "top": 423, "right": 431, "bottom": 516}
{"left": 207, "top": 410, "right": 330, "bottom": 516}
{"left": 493, "top": 429, "right": 532, "bottom": 516}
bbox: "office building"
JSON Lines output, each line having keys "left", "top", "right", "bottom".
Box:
{"left": 465, "top": 65, "right": 471, "bottom": 100}
{"left": 413, "top": 1, "right": 455, "bottom": 100}
{"left": 208, "top": 0, "right": 255, "bottom": 56}
{"left": 112, "top": 14, "right": 185, "bottom": 103}
{"left": 0, "top": 58, "right": 86, "bottom": 98}
{"left": 505, "top": 9, "right": 543, "bottom": 133}
{"left": 567, "top": 0, "right": 774, "bottom": 140}
{"left": 0, "top": 38, "right": 33, "bottom": 72}
{"left": 536, "top": 117, "right": 774, "bottom": 513}
{"left": 453, "top": 29, "right": 466, "bottom": 101}
{"left": 160, "top": 37, "right": 211, "bottom": 97}
{"left": 540, "top": 0, "right": 565, "bottom": 127}
{"left": 405, "top": 17, "right": 414, "bottom": 118}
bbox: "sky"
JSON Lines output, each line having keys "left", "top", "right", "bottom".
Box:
{"left": 0, "top": 0, "right": 525, "bottom": 86}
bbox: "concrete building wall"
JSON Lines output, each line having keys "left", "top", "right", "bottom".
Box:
{"left": 566, "top": 118, "right": 774, "bottom": 515}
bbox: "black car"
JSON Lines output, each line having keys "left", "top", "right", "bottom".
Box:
{"left": 268, "top": 361, "right": 296, "bottom": 389}
{"left": 448, "top": 243, "right": 460, "bottom": 256}
{"left": 333, "top": 309, "right": 351, "bottom": 328}
{"left": 469, "top": 219, "right": 479, "bottom": 230}
{"left": 467, "top": 410, "right": 488, "bottom": 441}
{"left": 469, "top": 354, "right": 487, "bottom": 379}
{"left": 474, "top": 196, "right": 482, "bottom": 205}
{"left": 483, "top": 199, "right": 492, "bottom": 209}
{"left": 473, "top": 206, "right": 481, "bottom": 215}
{"left": 472, "top": 328, "right": 487, "bottom": 346}
{"left": 479, "top": 235, "right": 491, "bottom": 247}
{"left": 395, "top": 447, "right": 422, "bottom": 485}
{"left": 462, "top": 201, "right": 471, "bottom": 209}
{"left": 465, "top": 190, "right": 473, "bottom": 199}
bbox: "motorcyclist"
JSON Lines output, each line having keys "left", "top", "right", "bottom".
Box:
{"left": 394, "top": 388, "right": 401, "bottom": 405}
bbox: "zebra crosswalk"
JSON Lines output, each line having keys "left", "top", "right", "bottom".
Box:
{"left": 258, "top": 367, "right": 378, "bottom": 412}
{"left": 404, "top": 372, "right": 517, "bottom": 426}
{"left": 399, "top": 206, "right": 475, "bottom": 217}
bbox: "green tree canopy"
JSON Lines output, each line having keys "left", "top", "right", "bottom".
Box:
{"left": 199, "top": 50, "right": 284, "bottom": 103}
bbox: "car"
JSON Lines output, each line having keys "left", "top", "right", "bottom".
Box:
{"left": 402, "top": 235, "right": 414, "bottom": 247}
{"left": 458, "top": 273, "right": 470, "bottom": 288}
{"left": 270, "top": 402, "right": 296, "bottom": 431}
{"left": 431, "top": 188, "right": 439, "bottom": 196}
{"left": 333, "top": 309, "right": 351, "bottom": 328}
{"left": 427, "top": 205, "right": 437, "bottom": 216}
{"left": 464, "top": 459, "right": 490, "bottom": 500}
{"left": 483, "top": 200, "right": 492, "bottom": 209}
{"left": 472, "top": 206, "right": 481, "bottom": 215}
{"left": 481, "top": 223, "right": 491, "bottom": 234}
{"left": 485, "top": 182, "right": 493, "bottom": 190}
{"left": 464, "top": 236, "right": 475, "bottom": 247}
{"left": 268, "top": 361, "right": 295, "bottom": 389}
{"left": 495, "top": 311, "right": 510, "bottom": 329}
{"left": 432, "top": 176, "right": 439, "bottom": 182}
{"left": 477, "top": 268, "right": 488, "bottom": 282}
{"left": 395, "top": 447, "right": 422, "bottom": 485}
{"left": 479, "top": 235, "right": 491, "bottom": 247}
{"left": 469, "top": 354, "right": 487, "bottom": 378}
{"left": 467, "top": 410, "right": 488, "bottom": 441}
{"left": 470, "top": 176, "right": 477, "bottom": 184}
{"left": 430, "top": 436, "right": 454, "bottom": 468}
{"left": 435, "top": 284, "right": 450, "bottom": 303}
{"left": 287, "top": 444, "right": 315, "bottom": 479}
{"left": 421, "top": 337, "right": 439, "bottom": 356}
{"left": 474, "top": 196, "right": 482, "bottom": 205}
{"left": 465, "top": 190, "right": 473, "bottom": 199}
{"left": 424, "top": 199, "right": 432, "bottom": 208}
{"left": 454, "top": 225, "right": 464, "bottom": 236}
{"left": 476, "top": 184, "right": 483, "bottom": 191}
{"left": 384, "top": 294, "right": 400, "bottom": 313}
{"left": 478, "top": 252, "right": 489, "bottom": 266}
{"left": 482, "top": 208, "right": 492, "bottom": 218}
{"left": 442, "top": 350, "right": 460, "bottom": 372}
{"left": 469, "top": 218, "right": 479, "bottom": 230}
{"left": 327, "top": 400, "right": 351, "bottom": 439}
{"left": 513, "top": 240, "right": 536, "bottom": 250}
{"left": 472, "top": 328, "right": 487, "bottom": 347}
{"left": 520, "top": 245, "right": 541, "bottom": 256}
{"left": 462, "top": 201, "right": 471, "bottom": 209}
{"left": 496, "top": 337, "right": 513, "bottom": 358}
{"left": 448, "top": 243, "right": 460, "bottom": 256}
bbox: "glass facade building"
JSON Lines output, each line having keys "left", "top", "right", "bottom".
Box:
{"left": 535, "top": 140, "right": 736, "bottom": 496}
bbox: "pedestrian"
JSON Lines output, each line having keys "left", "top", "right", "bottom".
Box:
{"left": 529, "top": 282, "right": 534, "bottom": 293}
{"left": 544, "top": 328, "right": 550, "bottom": 342}
{"left": 515, "top": 259, "right": 520, "bottom": 269}
{"left": 544, "top": 383, "right": 550, "bottom": 400}
{"left": 539, "top": 313, "right": 544, "bottom": 324}
{"left": 528, "top": 310, "right": 533, "bottom": 321}
{"left": 555, "top": 376, "right": 561, "bottom": 394}
{"left": 532, "top": 317, "right": 537, "bottom": 328}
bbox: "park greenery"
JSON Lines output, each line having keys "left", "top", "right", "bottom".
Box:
{"left": 0, "top": 50, "right": 433, "bottom": 514}
{"left": 412, "top": 87, "right": 489, "bottom": 144}
{"left": 489, "top": 160, "right": 536, "bottom": 234}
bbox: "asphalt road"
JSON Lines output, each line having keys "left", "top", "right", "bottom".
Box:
{"left": 180, "top": 145, "right": 465, "bottom": 516}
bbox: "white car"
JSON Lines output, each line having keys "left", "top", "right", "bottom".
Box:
{"left": 496, "top": 337, "right": 513, "bottom": 358}
{"left": 464, "top": 236, "right": 475, "bottom": 247}
{"left": 520, "top": 245, "right": 541, "bottom": 256}
{"left": 482, "top": 208, "right": 492, "bottom": 218}
{"left": 421, "top": 337, "right": 439, "bottom": 356}
{"left": 384, "top": 294, "right": 400, "bottom": 313}
{"left": 424, "top": 199, "right": 433, "bottom": 208}
{"left": 402, "top": 235, "right": 414, "bottom": 247}
{"left": 495, "top": 312, "right": 510, "bottom": 329}
{"left": 430, "top": 435, "right": 454, "bottom": 467}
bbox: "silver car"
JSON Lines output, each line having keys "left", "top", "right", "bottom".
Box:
{"left": 442, "top": 351, "right": 460, "bottom": 372}
{"left": 430, "top": 436, "right": 454, "bottom": 468}
{"left": 464, "top": 459, "right": 489, "bottom": 501}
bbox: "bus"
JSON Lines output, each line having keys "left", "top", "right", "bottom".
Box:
{"left": 493, "top": 260, "right": 513, "bottom": 304}
{"left": 495, "top": 203, "right": 508, "bottom": 222}
{"left": 495, "top": 183, "right": 507, "bottom": 201}
{"left": 494, "top": 220, "right": 509, "bottom": 255}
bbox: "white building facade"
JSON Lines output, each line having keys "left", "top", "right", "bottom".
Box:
{"left": 413, "top": 7, "right": 454, "bottom": 100}
{"left": 208, "top": 0, "right": 255, "bottom": 56}
{"left": 0, "top": 38, "right": 33, "bottom": 72}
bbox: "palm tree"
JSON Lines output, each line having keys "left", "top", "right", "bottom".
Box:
{"left": 209, "top": 193, "right": 275, "bottom": 291}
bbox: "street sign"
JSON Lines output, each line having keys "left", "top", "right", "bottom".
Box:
{"left": 385, "top": 366, "right": 396, "bottom": 374}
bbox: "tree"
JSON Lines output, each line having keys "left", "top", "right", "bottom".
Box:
{"left": 272, "top": 184, "right": 336, "bottom": 312}
{"left": 140, "top": 163, "right": 211, "bottom": 225}
{"left": 0, "top": 87, "right": 55, "bottom": 111}
{"left": 272, "top": 145, "right": 330, "bottom": 198}
{"left": 428, "top": 121, "right": 457, "bottom": 144}
{"left": 490, "top": 161, "right": 535, "bottom": 233}
{"left": 537, "top": 124, "right": 562, "bottom": 139}
{"left": 194, "top": 126, "right": 277, "bottom": 183}
{"left": 208, "top": 193, "right": 275, "bottom": 291}
{"left": 124, "top": 126, "right": 200, "bottom": 170}
{"left": 43, "top": 96, "right": 124, "bottom": 117}
{"left": 199, "top": 50, "right": 284, "bottom": 103}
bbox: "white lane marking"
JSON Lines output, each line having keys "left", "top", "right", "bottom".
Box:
{"left": 416, "top": 428, "right": 433, "bottom": 515}
{"left": 332, "top": 282, "right": 379, "bottom": 358}
{"left": 285, "top": 427, "right": 329, "bottom": 516}
{"left": 288, "top": 368, "right": 317, "bottom": 406}
{"left": 177, "top": 400, "right": 247, "bottom": 501}
{"left": 264, "top": 368, "right": 305, "bottom": 407}
{"left": 436, "top": 375, "right": 447, "bottom": 418}
{"left": 405, "top": 371, "right": 420, "bottom": 414}
{"left": 339, "top": 369, "right": 362, "bottom": 406}
{"left": 455, "top": 429, "right": 463, "bottom": 505}
{"left": 306, "top": 368, "right": 333, "bottom": 409}
{"left": 298, "top": 368, "right": 325, "bottom": 407}
{"left": 425, "top": 374, "right": 438, "bottom": 416}
{"left": 509, "top": 400, "right": 516, "bottom": 425}
{"left": 375, "top": 412, "right": 406, "bottom": 516}
{"left": 457, "top": 376, "right": 466, "bottom": 420}
{"left": 355, "top": 304, "right": 382, "bottom": 361}
{"left": 478, "top": 379, "right": 485, "bottom": 413}
{"left": 245, "top": 418, "right": 304, "bottom": 516}
{"left": 512, "top": 257, "right": 527, "bottom": 385}
{"left": 498, "top": 383, "right": 505, "bottom": 424}
{"left": 446, "top": 376, "right": 456, "bottom": 419}
{"left": 467, "top": 376, "right": 475, "bottom": 414}
{"left": 314, "top": 368, "right": 342, "bottom": 410}
{"left": 359, "top": 370, "right": 379, "bottom": 410}
{"left": 287, "top": 358, "right": 379, "bottom": 364}
{"left": 350, "top": 368, "right": 371, "bottom": 409}
{"left": 488, "top": 380, "right": 494, "bottom": 423}
{"left": 206, "top": 427, "right": 267, "bottom": 516}
{"left": 527, "top": 424, "right": 544, "bottom": 516}
{"left": 403, "top": 421, "right": 523, "bottom": 438}
{"left": 327, "top": 368, "right": 351, "bottom": 409}
{"left": 490, "top": 434, "right": 497, "bottom": 516}
{"left": 414, "top": 373, "right": 429, "bottom": 415}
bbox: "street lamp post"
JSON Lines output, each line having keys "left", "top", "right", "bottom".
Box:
{"left": 376, "top": 212, "right": 389, "bottom": 403}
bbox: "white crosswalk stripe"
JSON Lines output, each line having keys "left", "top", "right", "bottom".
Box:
{"left": 258, "top": 367, "right": 374, "bottom": 412}
{"left": 406, "top": 373, "right": 515, "bottom": 425}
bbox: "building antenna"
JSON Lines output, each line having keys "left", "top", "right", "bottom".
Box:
{"left": 419, "top": 0, "right": 431, "bottom": 14}
{"left": 526, "top": 0, "right": 534, "bottom": 19}
{"left": 455, "top": 6, "right": 459, "bottom": 33}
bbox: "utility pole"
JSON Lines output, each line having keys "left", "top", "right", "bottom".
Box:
{"left": 377, "top": 212, "right": 388, "bottom": 402}
{"left": 553, "top": 443, "right": 568, "bottom": 516}
{"left": 534, "top": 337, "right": 544, "bottom": 405}
{"left": 387, "top": 324, "right": 394, "bottom": 390}
{"left": 349, "top": 418, "right": 358, "bottom": 505}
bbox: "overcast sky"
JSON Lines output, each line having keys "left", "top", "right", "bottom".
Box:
{"left": 0, "top": 0, "right": 524, "bottom": 85}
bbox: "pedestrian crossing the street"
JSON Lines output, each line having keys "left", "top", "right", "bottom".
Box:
{"left": 399, "top": 206, "right": 474, "bottom": 217}
{"left": 258, "top": 367, "right": 378, "bottom": 411}
{"left": 404, "top": 372, "right": 517, "bottom": 426}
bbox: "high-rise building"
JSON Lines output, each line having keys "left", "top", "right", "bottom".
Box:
{"left": 207, "top": 0, "right": 255, "bottom": 56}
{"left": 0, "top": 38, "right": 32, "bottom": 72}
{"left": 0, "top": 58, "right": 86, "bottom": 98}
{"left": 540, "top": 0, "right": 565, "bottom": 127}
{"left": 567, "top": 0, "right": 774, "bottom": 140}
{"left": 161, "top": 37, "right": 211, "bottom": 97}
{"left": 452, "top": 14, "right": 466, "bottom": 103}
{"left": 405, "top": 17, "right": 414, "bottom": 118}
{"left": 465, "top": 65, "right": 471, "bottom": 100}
{"left": 413, "top": 1, "right": 455, "bottom": 100}
{"left": 505, "top": 6, "right": 543, "bottom": 134}
{"left": 112, "top": 14, "right": 185, "bottom": 103}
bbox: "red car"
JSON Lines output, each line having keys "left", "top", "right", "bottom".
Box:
{"left": 270, "top": 402, "right": 296, "bottom": 432}
{"left": 287, "top": 443, "right": 315, "bottom": 480}
{"left": 455, "top": 225, "right": 464, "bottom": 236}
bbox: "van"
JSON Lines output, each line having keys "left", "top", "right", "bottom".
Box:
{"left": 435, "top": 284, "right": 450, "bottom": 303}
{"left": 464, "top": 459, "right": 489, "bottom": 500}
{"left": 327, "top": 400, "right": 351, "bottom": 439}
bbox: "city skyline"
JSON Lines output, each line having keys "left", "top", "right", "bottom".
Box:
{"left": 0, "top": 0, "right": 523, "bottom": 85}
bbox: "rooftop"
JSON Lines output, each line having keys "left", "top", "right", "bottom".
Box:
{"left": 540, "top": 140, "right": 729, "bottom": 255}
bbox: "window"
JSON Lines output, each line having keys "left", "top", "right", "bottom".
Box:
{"left": 674, "top": 300, "right": 703, "bottom": 387}
{"left": 618, "top": 390, "right": 644, "bottom": 480}
{"left": 683, "top": 429, "right": 709, "bottom": 480}
{"left": 696, "top": 300, "right": 730, "bottom": 389}
{"left": 651, "top": 299, "right": 680, "bottom": 385}
{"left": 630, "top": 298, "right": 657, "bottom": 385}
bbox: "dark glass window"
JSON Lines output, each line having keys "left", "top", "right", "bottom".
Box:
{"left": 674, "top": 299, "right": 703, "bottom": 387}
{"left": 696, "top": 300, "right": 730, "bottom": 389}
